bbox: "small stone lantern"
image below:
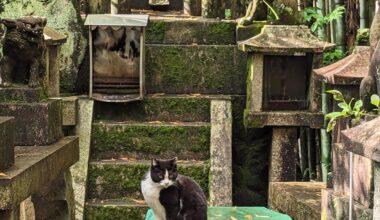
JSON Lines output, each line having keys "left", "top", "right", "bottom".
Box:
{"left": 84, "top": 14, "right": 149, "bottom": 103}
{"left": 238, "top": 25, "right": 334, "bottom": 181}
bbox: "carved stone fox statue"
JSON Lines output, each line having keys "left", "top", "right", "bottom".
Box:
{"left": 0, "top": 16, "right": 47, "bottom": 87}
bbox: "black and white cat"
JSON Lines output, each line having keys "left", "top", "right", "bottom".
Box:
{"left": 141, "top": 158, "right": 207, "bottom": 220}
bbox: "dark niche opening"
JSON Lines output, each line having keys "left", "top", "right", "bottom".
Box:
{"left": 263, "top": 54, "right": 313, "bottom": 111}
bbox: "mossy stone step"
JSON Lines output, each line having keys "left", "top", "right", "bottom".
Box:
{"left": 0, "top": 87, "right": 45, "bottom": 103}
{"left": 87, "top": 159, "right": 210, "bottom": 200}
{"left": 147, "top": 18, "right": 236, "bottom": 45}
{"left": 94, "top": 94, "right": 230, "bottom": 122}
{"left": 0, "top": 99, "right": 63, "bottom": 146}
{"left": 145, "top": 45, "right": 246, "bottom": 94}
{"left": 84, "top": 198, "right": 148, "bottom": 220}
{"left": 91, "top": 121, "right": 210, "bottom": 160}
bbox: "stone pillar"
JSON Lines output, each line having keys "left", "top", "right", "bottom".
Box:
{"left": 111, "top": 0, "right": 118, "bottom": 14}
{"left": 209, "top": 99, "right": 232, "bottom": 206}
{"left": 247, "top": 54, "right": 264, "bottom": 112}
{"left": 47, "top": 46, "right": 60, "bottom": 97}
{"left": 70, "top": 98, "right": 94, "bottom": 219}
{"left": 32, "top": 170, "right": 75, "bottom": 220}
{"left": 269, "top": 127, "right": 298, "bottom": 182}
{"left": 373, "top": 162, "right": 380, "bottom": 219}
{"left": 0, "top": 117, "right": 14, "bottom": 171}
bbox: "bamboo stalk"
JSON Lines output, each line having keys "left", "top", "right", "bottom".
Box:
{"left": 333, "top": 0, "right": 346, "bottom": 51}
{"left": 320, "top": 82, "right": 332, "bottom": 182}
{"left": 317, "top": 0, "right": 327, "bottom": 40}
{"left": 360, "top": 0, "right": 369, "bottom": 28}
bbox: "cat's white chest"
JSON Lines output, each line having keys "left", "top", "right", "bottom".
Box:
{"left": 141, "top": 174, "right": 166, "bottom": 220}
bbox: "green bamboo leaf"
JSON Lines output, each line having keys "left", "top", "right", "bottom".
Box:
{"left": 326, "top": 119, "right": 336, "bottom": 132}
{"left": 371, "top": 94, "right": 380, "bottom": 108}
{"left": 354, "top": 100, "right": 363, "bottom": 112}
{"left": 326, "top": 90, "right": 344, "bottom": 101}
{"left": 337, "top": 102, "right": 350, "bottom": 112}
{"left": 325, "top": 111, "right": 344, "bottom": 120}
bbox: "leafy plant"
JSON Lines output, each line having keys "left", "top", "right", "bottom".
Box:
{"left": 323, "top": 49, "right": 345, "bottom": 65}
{"left": 325, "top": 90, "right": 365, "bottom": 132}
{"left": 301, "top": 5, "right": 345, "bottom": 33}
{"left": 371, "top": 94, "right": 380, "bottom": 113}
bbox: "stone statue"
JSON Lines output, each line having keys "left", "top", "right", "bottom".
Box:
{"left": 360, "top": 0, "right": 380, "bottom": 110}
{"left": 0, "top": 16, "right": 47, "bottom": 87}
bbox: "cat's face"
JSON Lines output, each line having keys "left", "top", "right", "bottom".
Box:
{"left": 150, "top": 158, "right": 178, "bottom": 188}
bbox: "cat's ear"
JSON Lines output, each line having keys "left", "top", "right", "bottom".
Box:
{"left": 171, "top": 157, "right": 177, "bottom": 166}
{"left": 151, "top": 158, "right": 158, "bottom": 167}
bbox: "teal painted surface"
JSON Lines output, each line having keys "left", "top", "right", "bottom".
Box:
{"left": 145, "top": 207, "right": 292, "bottom": 220}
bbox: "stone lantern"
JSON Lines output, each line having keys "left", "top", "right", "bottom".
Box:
{"left": 238, "top": 25, "right": 334, "bottom": 181}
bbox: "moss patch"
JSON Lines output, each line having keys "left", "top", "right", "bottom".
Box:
{"left": 145, "top": 45, "right": 246, "bottom": 94}
{"left": 87, "top": 161, "right": 210, "bottom": 200}
{"left": 84, "top": 204, "right": 147, "bottom": 220}
{"left": 94, "top": 96, "right": 211, "bottom": 122}
{"left": 91, "top": 122, "right": 210, "bottom": 160}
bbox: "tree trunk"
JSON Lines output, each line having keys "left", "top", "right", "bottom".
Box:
{"left": 346, "top": 0, "right": 360, "bottom": 49}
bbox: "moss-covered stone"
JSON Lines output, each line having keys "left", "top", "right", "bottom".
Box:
{"left": 0, "top": 117, "right": 14, "bottom": 171}
{"left": 236, "top": 21, "right": 267, "bottom": 41}
{"left": 62, "top": 96, "right": 78, "bottom": 126}
{"left": 94, "top": 94, "right": 212, "bottom": 122}
{"left": 146, "top": 18, "right": 236, "bottom": 45}
{"left": 84, "top": 199, "right": 148, "bottom": 220}
{"left": 91, "top": 121, "right": 210, "bottom": 160}
{"left": 0, "top": 99, "right": 63, "bottom": 146}
{"left": 146, "top": 45, "right": 246, "bottom": 94}
{"left": 0, "top": 0, "right": 86, "bottom": 93}
{"left": 87, "top": 160, "right": 210, "bottom": 200}
{"left": 0, "top": 87, "right": 45, "bottom": 103}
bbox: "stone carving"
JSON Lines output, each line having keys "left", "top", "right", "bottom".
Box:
{"left": 0, "top": 16, "right": 47, "bottom": 87}
{"left": 360, "top": 0, "right": 380, "bottom": 110}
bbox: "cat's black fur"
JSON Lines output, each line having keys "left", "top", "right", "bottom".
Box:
{"left": 142, "top": 158, "right": 207, "bottom": 220}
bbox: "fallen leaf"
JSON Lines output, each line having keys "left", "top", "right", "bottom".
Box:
{"left": 0, "top": 172, "right": 7, "bottom": 177}
{"left": 245, "top": 214, "right": 253, "bottom": 219}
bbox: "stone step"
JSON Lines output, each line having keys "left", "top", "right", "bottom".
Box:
{"left": 0, "top": 87, "right": 44, "bottom": 103}
{"left": 146, "top": 17, "right": 237, "bottom": 45}
{"left": 0, "top": 99, "right": 63, "bottom": 146}
{"left": 268, "top": 182, "right": 325, "bottom": 220}
{"left": 0, "top": 117, "right": 14, "bottom": 171}
{"left": 94, "top": 94, "right": 231, "bottom": 122}
{"left": 91, "top": 121, "right": 210, "bottom": 160}
{"left": 84, "top": 198, "right": 148, "bottom": 220}
{"left": 145, "top": 45, "right": 246, "bottom": 94}
{"left": 87, "top": 159, "right": 209, "bottom": 200}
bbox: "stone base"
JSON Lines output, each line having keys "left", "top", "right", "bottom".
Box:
{"left": 0, "top": 136, "right": 79, "bottom": 210}
{"left": 0, "top": 117, "right": 14, "bottom": 171}
{"left": 0, "top": 99, "right": 63, "bottom": 145}
{"left": 269, "top": 182, "right": 325, "bottom": 220}
{"left": 61, "top": 96, "right": 78, "bottom": 126}
{"left": 244, "top": 110, "right": 325, "bottom": 128}
{"left": 0, "top": 87, "right": 43, "bottom": 103}
{"left": 321, "top": 188, "right": 373, "bottom": 220}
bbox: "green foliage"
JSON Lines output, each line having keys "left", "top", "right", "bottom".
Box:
{"left": 371, "top": 94, "right": 380, "bottom": 113}
{"left": 325, "top": 90, "right": 365, "bottom": 132}
{"left": 301, "top": 5, "right": 345, "bottom": 33}
{"left": 323, "top": 49, "right": 345, "bottom": 65}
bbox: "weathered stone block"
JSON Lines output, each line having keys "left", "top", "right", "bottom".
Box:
{"left": 87, "top": 160, "right": 209, "bottom": 200}
{"left": 0, "top": 117, "right": 14, "bottom": 171}
{"left": 332, "top": 143, "right": 349, "bottom": 195}
{"left": 353, "top": 154, "right": 374, "bottom": 208}
{"left": 244, "top": 110, "right": 325, "bottom": 129}
{"left": 210, "top": 100, "right": 232, "bottom": 206}
{"left": 0, "top": 87, "right": 44, "bottom": 103}
{"left": 0, "top": 136, "right": 79, "bottom": 209}
{"left": 94, "top": 94, "right": 217, "bottom": 122}
{"left": 268, "top": 182, "right": 325, "bottom": 220}
{"left": 145, "top": 45, "right": 246, "bottom": 94}
{"left": 84, "top": 198, "right": 148, "bottom": 220}
{"left": 147, "top": 18, "right": 236, "bottom": 45}
{"left": 91, "top": 121, "right": 210, "bottom": 160}
{"left": 0, "top": 99, "right": 63, "bottom": 146}
{"left": 321, "top": 188, "right": 373, "bottom": 220}
{"left": 62, "top": 96, "right": 78, "bottom": 126}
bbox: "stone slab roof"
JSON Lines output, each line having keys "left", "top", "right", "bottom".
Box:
{"left": 44, "top": 26, "right": 67, "bottom": 46}
{"left": 238, "top": 25, "right": 335, "bottom": 53}
{"left": 341, "top": 116, "right": 380, "bottom": 162}
{"left": 314, "top": 46, "right": 370, "bottom": 85}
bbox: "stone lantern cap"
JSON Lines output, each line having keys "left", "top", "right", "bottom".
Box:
{"left": 314, "top": 46, "right": 369, "bottom": 85}
{"left": 238, "top": 25, "right": 335, "bottom": 54}
{"left": 43, "top": 26, "right": 67, "bottom": 46}
{"left": 341, "top": 116, "right": 380, "bottom": 162}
